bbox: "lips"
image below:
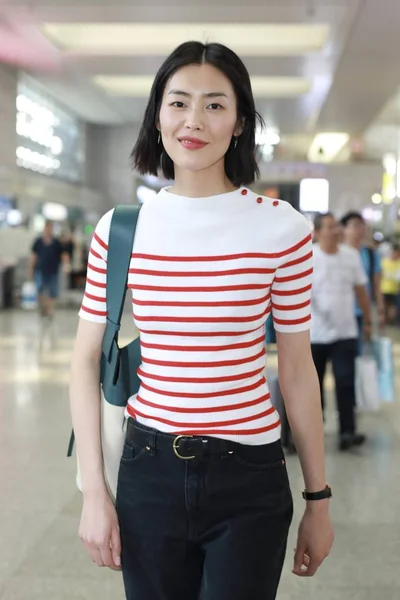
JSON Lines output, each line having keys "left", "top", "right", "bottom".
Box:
{"left": 178, "top": 137, "right": 208, "bottom": 150}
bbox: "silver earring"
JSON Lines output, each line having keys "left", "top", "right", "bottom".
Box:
{"left": 234, "top": 137, "right": 238, "bottom": 148}
{"left": 158, "top": 132, "right": 161, "bottom": 144}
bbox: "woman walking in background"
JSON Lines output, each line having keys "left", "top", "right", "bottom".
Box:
{"left": 381, "top": 244, "right": 400, "bottom": 324}
{"left": 70, "top": 41, "right": 333, "bottom": 600}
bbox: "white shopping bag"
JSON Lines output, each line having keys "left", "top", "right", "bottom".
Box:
{"left": 355, "top": 355, "right": 381, "bottom": 412}
{"left": 21, "top": 281, "right": 37, "bottom": 310}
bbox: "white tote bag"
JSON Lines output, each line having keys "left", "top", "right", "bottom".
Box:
{"left": 355, "top": 355, "right": 381, "bottom": 412}
{"left": 75, "top": 392, "right": 127, "bottom": 502}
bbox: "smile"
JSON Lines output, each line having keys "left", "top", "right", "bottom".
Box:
{"left": 178, "top": 137, "right": 208, "bottom": 150}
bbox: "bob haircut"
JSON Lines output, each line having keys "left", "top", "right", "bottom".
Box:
{"left": 132, "top": 41, "right": 263, "bottom": 186}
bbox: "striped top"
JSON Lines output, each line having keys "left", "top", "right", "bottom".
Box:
{"left": 79, "top": 186, "right": 313, "bottom": 445}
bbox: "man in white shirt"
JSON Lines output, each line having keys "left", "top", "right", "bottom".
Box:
{"left": 311, "top": 213, "right": 372, "bottom": 451}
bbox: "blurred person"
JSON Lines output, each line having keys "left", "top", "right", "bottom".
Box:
{"left": 380, "top": 244, "right": 400, "bottom": 324}
{"left": 340, "top": 211, "right": 385, "bottom": 342}
{"left": 70, "top": 41, "right": 333, "bottom": 600}
{"left": 311, "top": 213, "right": 372, "bottom": 451}
{"left": 29, "top": 220, "right": 70, "bottom": 325}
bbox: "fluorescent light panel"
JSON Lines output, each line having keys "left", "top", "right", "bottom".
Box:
{"left": 308, "top": 133, "right": 350, "bottom": 163}
{"left": 93, "top": 75, "right": 311, "bottom": 98}
{"left": 42, "top": 23, "right": 330, "bottom": 56}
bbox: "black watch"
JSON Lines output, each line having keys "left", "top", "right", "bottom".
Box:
{"left": 302, "top": 484, "right": 332, "bottom": 501}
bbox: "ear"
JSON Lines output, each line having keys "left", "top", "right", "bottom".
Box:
{"left": 234, "top": 117, "right": 245, "bottom": 137}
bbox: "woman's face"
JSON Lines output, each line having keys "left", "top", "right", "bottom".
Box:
{"left": 158, "top": 63, "right": 242, "bottom": 176}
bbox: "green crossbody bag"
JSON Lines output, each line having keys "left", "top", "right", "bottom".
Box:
{"left": 69, "top": 204, "right": 142, "bottom": 501}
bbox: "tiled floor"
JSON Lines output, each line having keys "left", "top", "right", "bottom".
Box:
{"left": 1, "top": 309, "right": 400, "bottom": 599}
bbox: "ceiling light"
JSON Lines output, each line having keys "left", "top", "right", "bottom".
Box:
{"left": 93, "top": 75, "right": 310, "bottom": 98}
{"left": 371, "top": 193, "right": 382, "bottom": 205}
{"left": 42, "top": 23, "right": 330, "bottom": 56}
{"left": 308, "top": 133, "right": 349, "bottom": 163}
{"left": 300, "top": 179, "right": 329, "bottom": 213}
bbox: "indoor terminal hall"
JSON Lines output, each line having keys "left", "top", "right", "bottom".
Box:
{"left": 1, "top": 1, "right": 400, "bottom": 599}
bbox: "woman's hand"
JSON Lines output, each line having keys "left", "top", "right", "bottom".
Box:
{"left": 293, "top": 503, "right": 334, "bottom": 577}
{"left": 79, "top": 490, "right": 122, "bottom": 570}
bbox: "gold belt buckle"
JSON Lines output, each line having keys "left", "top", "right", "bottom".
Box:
{"left": 173, "top": 435, "right": 196, "bottom": 460}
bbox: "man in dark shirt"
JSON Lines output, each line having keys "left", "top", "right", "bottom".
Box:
{"left": 29, "top": 220, "right": 70, "bottom": 321}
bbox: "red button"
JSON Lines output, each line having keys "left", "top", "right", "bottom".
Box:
{"left": 241, "top": 189, "right": 248, "bottom": 195}
{"left": 257, "top": 197, "right": 263, "bottom": 204}
{"left": 273, "top": 200, "right": 279, "bottom": 206}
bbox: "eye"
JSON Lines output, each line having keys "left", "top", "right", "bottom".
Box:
{"left": 207, "top": 103, "right": 223, "bottom": 110}
{"left": 170, "top": 101, "right": 186, "bottom": 108}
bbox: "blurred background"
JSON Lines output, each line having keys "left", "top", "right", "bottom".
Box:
{"left": 1, "top": 1, "right": 400, "bottom": 599}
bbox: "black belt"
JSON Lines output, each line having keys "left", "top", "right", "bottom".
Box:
{"left": 126, "top": 418, "right": 237, "bottom": 460}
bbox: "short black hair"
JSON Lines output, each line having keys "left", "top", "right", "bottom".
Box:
{"left": 340, "top": 211, "right": 365, "bottom": 227}
{"left": 314, "top": 212, "right": 334, "bottom": 232}
{"left": 132, "top": 41, "right": 263, "bottom": 186}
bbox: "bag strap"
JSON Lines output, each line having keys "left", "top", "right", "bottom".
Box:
{"left": 367, "top": 247, "right": 375, "bottom": 301}
{"left": 102, "top": 205, "right": 141, "bottom": 361}
{"left": 67, "top": 205, "right": 141, "bottom": 458}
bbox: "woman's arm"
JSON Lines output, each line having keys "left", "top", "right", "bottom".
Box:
{"left": 276, "top": 329, "right": 334, "bottom": 577}
{"left": 70, "top": 318, "right": 121, "bottom": 570}
{"left": 70, "top": 318, "right": 106, "bottom": 495}
{"left": 277, "top": 329, "right": 327, "bottom": 495}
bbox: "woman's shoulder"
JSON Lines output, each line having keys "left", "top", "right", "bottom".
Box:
{"left": 253, "top": 192, "right": 311, "bottom": 235}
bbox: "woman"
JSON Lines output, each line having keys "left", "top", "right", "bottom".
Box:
{"left": 381, "top": 244, "right": 400, "bottom": 325}
{"left": 70, "top": 41, "right": 334, "bottom": 600}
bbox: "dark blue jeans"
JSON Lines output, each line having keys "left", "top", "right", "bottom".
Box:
{"left": 311, "top": 338, "right": 358, "bottom": 434}
{"left": 116, "top": 419, "right": 293, "bottom": 600}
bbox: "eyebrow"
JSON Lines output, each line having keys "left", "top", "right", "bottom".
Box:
{"left": 167, "top": 90, "right": 228, "bottom": 98}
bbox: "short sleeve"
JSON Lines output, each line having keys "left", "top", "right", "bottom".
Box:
{"left": 78, "top": 209, "right": 114, "bottom": 323}
{"left": 31, "top": 238, "right": 40, "bottom": 254}
{"left": 271, "top": 214, "right": 313, "bottom": 333}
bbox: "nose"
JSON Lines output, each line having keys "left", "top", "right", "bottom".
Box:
{"left": 184, "top": 105, "right": 204, "bottom": 131}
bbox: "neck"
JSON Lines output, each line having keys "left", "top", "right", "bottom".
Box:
{"left": 170, "top": 161, "right": 237, "bottom": 198}
{"left": 319, "top": 241, "right": 338, "bottom": 254}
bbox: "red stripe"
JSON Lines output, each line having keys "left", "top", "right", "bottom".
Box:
{"left": 272, "top": 283, "right": 312, "bottom": 297}
{"left": 137, "top": 366, "right": 264, "bottom": 384}
{"left": 94, "top": 232, "right": 108, "bottom": 251}
{"left": 139, "top": 333, "right": 266, "bottom": 353}
{"left": 173, "top": 419, "right": 281, "bottom": 436}
{"left": 132, "top": 292, "right": 271, "bottom": 308}
{"left": 87, "top": 262, "right": 107, "bottom": 275}
{"left": 129, "top": 268, "right": 274, "bottom": 277}
{"left": 134, "top": 306, "right": 270, "bottom": 324}
{"left": 271, "top": 299, "right": 311, "bottom": 311}
{"left": 131, "top": 238, "right": 310, "bottom": 262}
{"left": 274, "top": 233, "right": 311, "bottom": 258}
{"left": 90, "top": 247, "right": 105, "bottom": 261}
{"left": 130, "top": 407, "right": 276, "bottom": 429}
{"left": 86, "top": 277, "right": 106, "bottom": 289}
{"left": 274, "top": 267, "right": 313, "bottom": 284}
{"left": 132, "top": 252, "right": 285, "bottom": 262}
{"left": 84, "top": 291, "right": 106, "bottom": 303}
{"left": 80, "top": 305, "right": 107, "bottom": 317}
{"left": 135, "top": 392, "right": 271, "bottom": 414}
{"left": 129, "top": 283, "right": 267, "bottom": 293}
{"left": 139, "top": 377, "right": 266, "bottom": 399}
{"left": 273, "top": 314, "right": 311, "bottom": 326}
{"left": 140, "top": 348, "right": 265, "bottom": 369}
{"left": 138, "top": 328, "right": 261, "bottom": 337}
{"left": 280, "top": 250, "right": 313, "bottom": 269}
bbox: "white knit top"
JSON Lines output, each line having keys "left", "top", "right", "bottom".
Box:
{"left": 79, "top": 186, "right": 313, "bottom": 445}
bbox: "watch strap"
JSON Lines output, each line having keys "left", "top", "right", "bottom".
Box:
{"left": 302, "top": 484, "right": 332, "bottom": 501}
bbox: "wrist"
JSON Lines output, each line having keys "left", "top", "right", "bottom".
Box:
{"left": 305, "top": 498, "right": 331, "bottom": 513}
